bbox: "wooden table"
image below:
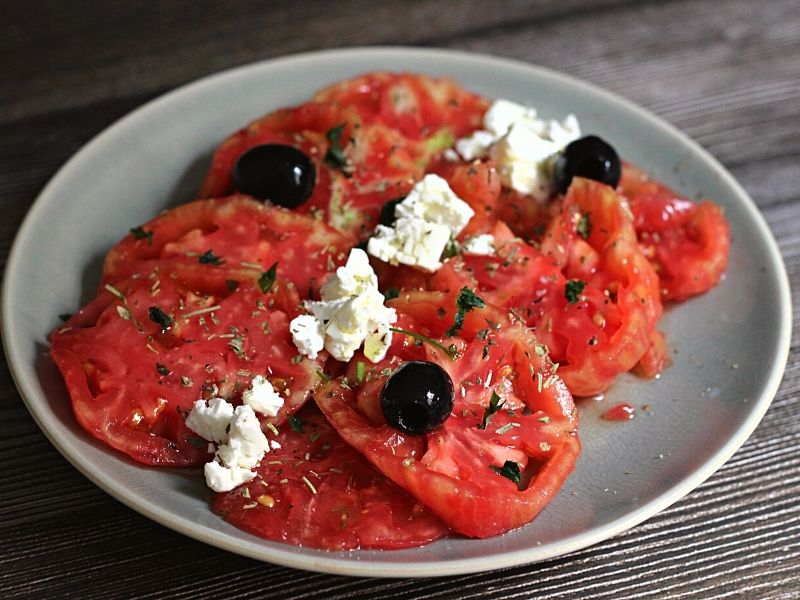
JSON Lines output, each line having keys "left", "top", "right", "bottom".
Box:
{"left": 2, "top": 1, "right": 798, "bottom": 597}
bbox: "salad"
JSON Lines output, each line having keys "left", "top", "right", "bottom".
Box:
{"left": 49, "top": 72, "right": 729, "bottom": 550}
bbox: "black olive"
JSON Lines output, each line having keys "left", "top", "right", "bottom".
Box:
{"left": 380, "top": 361, "right": 454, "bottom": 436}
{"left": 232, "top": 144, "right": 316, "bottom": 208}
{"left": 553, "top": 135, "right": 621, "bottom": 194}
{"left": 378, "top": 197, "right": 405, "bottom": 227}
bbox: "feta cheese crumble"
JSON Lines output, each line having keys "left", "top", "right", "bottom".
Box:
{"left": 186, "top": 398, "right": 271, "bottom": 492}
{"left": 367, "top": 174, "right": 474, "bottom": 272}
{"left": 461, "top": 234, "right": 496, "bottom": 256}
{"left": 289, "top": 248, "right": 396, "bottom": 363}
{"left": 242, "top": 375, "right": 284, "bottom": 417}
{"left": 454, "top": 99, "right": 581, "bottom": 199}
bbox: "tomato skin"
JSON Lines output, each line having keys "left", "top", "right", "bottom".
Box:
{"left": 314, "top": 291, "right": 579, "bottom": 538}
{"left": 213, "top": 405, "right": 449, "bottom": 550}
{"left": 620, "top": 164, "right": 730, "bottom": 301}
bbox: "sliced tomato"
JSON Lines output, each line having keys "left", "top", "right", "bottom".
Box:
{"left": 213, "top": 404, "right": 449, "bottom": 550}
{"left": 314, "top": 291, "right": 579, "bottom": 538}
{"left": 528, "top": 178, "right": 663, "bottom": 396}
{"left": 104, "top": 196, "right": 355, "bottom": 301}
{"left": 50, "top": 275, "right": 324, "bottom": 466}
{"left": 620, "top": 164, "right": 730, "bottom": 301}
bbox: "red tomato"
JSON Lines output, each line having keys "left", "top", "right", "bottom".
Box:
{"left": 620, "top": 164, "right": 730, "bottom": 301}
{"left": 50, "top": 275, "right": 325, "bottom": 467}
{"left": 213, "top": 405, "right": 449, "bottom": 550}
{"left": 314, "top": 291, "right": 580, "bottom": 538}
{"left": 200, "top": 73, "right": 488, "bottom": 239}
{"left": 104, "top": 196, "right": 355, "bottom": 301}
{"left": 530, "top": 178, "right": 663, "bottom": 396}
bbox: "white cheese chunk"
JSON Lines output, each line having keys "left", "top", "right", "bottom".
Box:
{"left": 185, "top": 398, "right": 234, "bottom": 444}
{"left": 453, "top": 99, "right": 582, "bottom": 198}
{"left": 490, "top": 122, "right": 561, "bottom": 200}
{"left": 289, "top": 314, "right": 325, "bottom": 360}
{"left": 320, "top": 247, "right": 378, "bottom": 301}
{"left": 393, "top": 174, "right": 474, "bottom": 235}
{"left": 290, "top": 248, "right": 397, "bottom": 364}
{"left": 242, "top": 375, "right": 284, "bottom": 417}
{"left": 186, "top": 400, "right": 271, "bottom": 493}
{"left": 368, "top": 218, "right": 452, "bottom": 272}
{"left": 462, "top": 234, "right": 496, "bottom": 256}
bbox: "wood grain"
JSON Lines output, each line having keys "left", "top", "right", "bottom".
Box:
{"left": 1, "top": 0, "right": 798, "bottom": 598}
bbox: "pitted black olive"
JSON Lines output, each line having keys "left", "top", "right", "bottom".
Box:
{"left": 553, "top": 135, "right": 621, "bottom": 193}
{"left": 232, "top": 144, "right": 316, "bottom": 208}
{"left": 380, "top": 361, "right": 454, "bottom": 435}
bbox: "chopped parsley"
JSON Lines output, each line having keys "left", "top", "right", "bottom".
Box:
{"left": 324, "top": 123, "right": 351, "bottom": 172}
{"left": 577, "top": 213, "right": 592, "bottom": 240}
{"left": 383, "top": 287, "right": 400, "bottom": 301}
{"left": 478, "top": 391, "right": 504, "bottom": 430}
{"left": 490, "top": 460, "right": 521, "bottom": 484}
{"left": 130, "top": 226, "right": 154, "bottom": 245}
{"left": 288, "top": 414, "right": 305, "bottom": 433}
{"left": 258, "top": 262, "right": 278, "bottom": 294}
{"left": 228, "top": 335, "right": 246, "bottom": 358}
{"left": 225, "top": 279, "right": 239, "bottom": 292}
{"left": 442, "top": 237, "right": 459, "bottom": 259}
{"left": 155, "top": 363, "right": 171, "bottom": 376}
{"left": 390, "top": 327, "right": 459, "bottom": 360}
{"left": 316, "top": 369, "right": 330, "bottom": 383}
{"left": 148, "top": 306, "right": 173, "bottom": 330}
{"left": 198, "top": 249, "right": 224, "bottom": 265}
{"left": 445, "top": 287, "right": 485, "bottom": 337}
{"left": 565, "top": 279, "right": 587, "bottom": 304}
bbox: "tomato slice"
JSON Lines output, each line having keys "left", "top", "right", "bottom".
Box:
{"left": 199, "top": 74, "right": 487, "bottom": 239}
{"left": 104, "top": 196, "right": 355, "bottom": 301}
{"left": 50, "top": 276, "right": 325, "bottom": 466}
{"left": 314, "top": 291, "right": 579, "bottom": 538}
{"left": 620, "top": 164, "right": 730, "bottom": 301}
{"left": 213, "top": 404, "right": 449, "bottom": 549}
{"left": 530, "top": 178, "right": 663, "bottom": 396}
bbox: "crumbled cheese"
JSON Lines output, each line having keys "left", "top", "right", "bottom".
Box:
{"left": 368, "top": 218, "right": 452, "bottom": 272}
{"left": 242, "top": 375, "right": 284, "bottom": 417}
{"left": 462, "top": 234, "right": 496, "bottom": 256}
{"left": 269, "top": 440, "right": 282, "bottom": 450}
{"left": 290, "top": 248, "right": 397, "bottom": 363}
{"left": 393, "top": 174, "right": 474, "bottom": 235}
{"left": 453, "top": 99, "right": 581, "bottom": 198}
{"left": 185, "top": 398, "right": 233, "bottom": 443}
{"left": 186, "top": 399, "right": 271, "bottom": 492}
{"left": 289, "top": 314, "right": 325, "bottom": 359}
{"left": 367, "top": 174, "right": 473, "bottom": 272}
{"left": 490, "top": 122, "right": 561, "bottom": 200}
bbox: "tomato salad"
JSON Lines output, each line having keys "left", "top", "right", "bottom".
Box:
{"left": 50, "top": 72, "right": 729, "bottom": 550}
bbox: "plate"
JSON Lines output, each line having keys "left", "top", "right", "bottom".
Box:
{"left": 1, "top": 47, "right": 791, "bottom": 577}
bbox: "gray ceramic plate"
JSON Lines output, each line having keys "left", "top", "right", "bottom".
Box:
{"left": 1, "top": 48, "right": 791, "bottom": 577}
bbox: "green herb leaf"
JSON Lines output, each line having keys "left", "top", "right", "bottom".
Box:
{"left": 478, "top": 391, "right": 505, "bottom": 430}
{"left": 442, "top": 237, "right": 459, "bottom": 259}
{"left": 228, "top": 335, "right": 246, "bottom": 358}
{"left": 324, "top": 123, "right": 351, "bottom": 171}
{"left": 58, "top": 313, "right": 73, "bottom": 322}
{"left": 384, "top": 287, "right": 400, "bottom": 301}
{"left": 565, "top": 279, "right": 587, "bottom": 304}
{"left": 490, "top": 460, "right": 521, "bottom": 484}
{"left": 148, "top": 306, "right": 173, "bottom": 330}
{"left": 288, "top": 414, "right": 305, "bottom": 433}
{"left": 155, "top": 363, "right": 171, "bottom": 376}
{"left": 130, "top": 226, "right": 154, "bottom": 245}
{"left": 258, "top": 262, "right": 278, "bottom": 294}
{"left": 198, "top": 250, "right": 224, "bottom": 265}
{"left": 390, "top": 327, "right": 459, "bottom": 360}
{"left": 316, "top": 369, "right": 330, "bottom": 383}
{"left": 355, "top": 361, "right": 366, "bottom": 384}
{"left": 577, "top": 213, "right": 592, "bottom": 240}
{"left": 445, "top": 287, "right": 485, "bottom": 337}
{"left": 225, "top": 279, "right": 239, "bottom": 292}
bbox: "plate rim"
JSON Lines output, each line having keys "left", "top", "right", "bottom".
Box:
{"left": 1, "top": 46, "right": 792, "bottom": 578}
